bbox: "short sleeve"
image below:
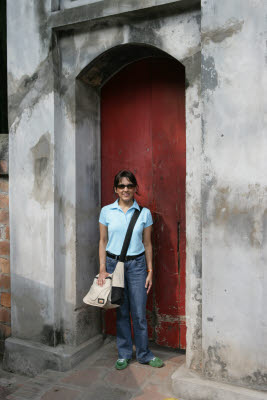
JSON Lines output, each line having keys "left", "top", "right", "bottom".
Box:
{"left": 144, "top": 209, "right": 153, "bottom": 228}
{"left": 99, "top": 207, "right": 108, "bottom": 226}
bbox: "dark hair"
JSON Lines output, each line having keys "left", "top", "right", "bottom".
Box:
{"left": 114, "top": 170, "right": 140, "bottom": 195}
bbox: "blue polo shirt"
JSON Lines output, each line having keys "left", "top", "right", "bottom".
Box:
{"left": 99, "top": 199, "right": 153, "bottom": 256}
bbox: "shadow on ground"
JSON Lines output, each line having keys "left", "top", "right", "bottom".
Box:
{"left": 0, "top": 336, "right": 185, "bottom": 400}
{"left": 0, "top": 357, "right": 29, "bottom": 400}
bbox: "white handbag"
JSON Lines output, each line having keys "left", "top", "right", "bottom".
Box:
{"left": 83, "top": 261, "right": 124, "bottom": 309}
{"left": 83, "top": 208, "right": 142, "bottom": 309}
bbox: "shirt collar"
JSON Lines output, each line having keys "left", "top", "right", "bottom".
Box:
{"left": 111, "top": 199, "right": 140, "bottom": 211}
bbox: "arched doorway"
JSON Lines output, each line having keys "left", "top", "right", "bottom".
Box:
{"left": 101, "top": 57, "right": 186, "bottom": 349}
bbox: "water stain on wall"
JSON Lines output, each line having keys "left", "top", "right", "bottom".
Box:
{"left": 204, "top": 183, "right": 267, "bottom": 249}
{"left": 202, "top": 19, "right": 244, "bottom": 44}
{"left": 204, "top": 343, "right": 229, "bottom": 380}
{"left": 243, "top": 369, "right": 267, "bottom": 391}
{"left": 31, "top": 132, "right": 53, "bottom": 205}
{"left": 8, "top": 56, "right": 53, "bottom": 128}
{"left": 201, "top": 55, "right": 218, "bottom": 92}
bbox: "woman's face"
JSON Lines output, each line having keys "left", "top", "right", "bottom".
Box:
{"left": 115, "top": 177, "right": 136, "bottom": 203}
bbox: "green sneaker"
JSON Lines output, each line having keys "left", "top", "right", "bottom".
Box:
{"left": 115, "top": 358, "right": 130, "bottom": 370}
{"left": 148, "top": 357, "right": 164, "bottom": 368}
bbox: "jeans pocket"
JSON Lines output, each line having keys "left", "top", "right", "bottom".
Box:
{"left": 134, "top": 254, "right": 147, "bottom": 272}
{"left": 106, "top": 256, "right": 117, "bottom": 274}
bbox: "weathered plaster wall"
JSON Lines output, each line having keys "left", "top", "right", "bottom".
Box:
{"left": 55, "top": 5, "right": 201, "bottom": 364}
{"left": 201, "top": 0, "right": 267, "bottom": 389}
{"left": 7, "top": 0, "right": 202, "bottom": 372}
{"left": 8, "top": 1, "right": 201, "bottom": 360}
{"left": 7, "top": 0, "right": 102, "bottom": 347}
{"left": 0, "top": 135, "right": 10, "bottom": 354}
{"left": 7, "top": 0, "right": 267, "bottom": 389}
{"left": 184, "top": 50, "right": 202, "bottom": 371}
{"left": 7, "top": 0, "right": 56, "bottom": 344}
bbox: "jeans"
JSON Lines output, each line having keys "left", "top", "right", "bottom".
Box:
{"left": 106, "top": 254, "right": 154, "bottom": 363}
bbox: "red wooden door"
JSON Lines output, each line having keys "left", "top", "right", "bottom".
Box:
{"left": 101, "top": 58, "right": 186, "bottom": 349}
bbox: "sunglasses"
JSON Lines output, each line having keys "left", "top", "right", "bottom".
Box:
{"left": 117, "top": 184, "right": 136, "bottom": 189}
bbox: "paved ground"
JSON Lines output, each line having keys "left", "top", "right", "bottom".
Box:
{"left": 0, "top": 337, "right": 185, "bottom": 400}
{"left": 0, "top": 359, "right": 29, "bottom": 400}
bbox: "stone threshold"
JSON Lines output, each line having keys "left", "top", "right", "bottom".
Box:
{"left": 172, "top": 364, "right": 267, "bottom": 400}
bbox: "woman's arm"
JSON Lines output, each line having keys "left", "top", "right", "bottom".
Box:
{"left": 98, "top": 223, "right": 109, "bottom": 286}
{"left": 143, "top": 225, "right": 153, "bottom": 294}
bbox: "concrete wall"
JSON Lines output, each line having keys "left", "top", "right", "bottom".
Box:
{"left": 7, "top": 0, "right": 201, "bottom": 365}
{"left": 0, "top": 135, "right": 10, "bottom": 354}
{"left": 8, "top": 0, "right": 267, "bottom": 391}
{"left": 7, "top": 0, "right": 102, "bottom": 348}
{"left": 7, "top": 0, "right": 56, "bottom": 344}
{"left": 201, "top": 0, "right": 267, "bottom": 390}
{"left": 53, "top": 2, "right": 201, "bottom": 366}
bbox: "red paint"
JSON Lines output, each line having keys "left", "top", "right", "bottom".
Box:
{"left": 155, "top": 321, "right": 180, "bottom": 348}
{"left": 101, "top": 58, "right": 186, "bottom": 349}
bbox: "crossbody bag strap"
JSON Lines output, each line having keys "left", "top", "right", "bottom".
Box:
{"left": 119, "top": 206, "right": 143, "bottom": 262}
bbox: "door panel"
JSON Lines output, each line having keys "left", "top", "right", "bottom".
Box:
{"left": 101, "top": 58, "right": 186, "bottom": 349}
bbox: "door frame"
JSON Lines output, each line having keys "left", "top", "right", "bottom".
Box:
{"left": 100, "top": 57, "right": 186, "bottom": 349}
{"left": 73, "top": 43, "right": 202, "bottom": 368}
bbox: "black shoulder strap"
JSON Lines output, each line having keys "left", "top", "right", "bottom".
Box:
{"left": 119, "top": 206, "right": 143, "bottom": 262}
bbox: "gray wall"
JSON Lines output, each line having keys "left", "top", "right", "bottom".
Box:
{"left": 7, "top": 0, "right": 56, "bottom": 344}
{"left": 7, "top": 0, "right": 267, "bottom": 390}
{"left": 201, "top": 0, "right": 267, "bottom": 389}
{"left": 53, "top": 2, "right": 202, "bottom": 357}
{"left": 7, "top": 0, "right": 201, "bottom": 362}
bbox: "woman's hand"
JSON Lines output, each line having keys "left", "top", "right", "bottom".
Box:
{"left": 145, "top": 271, "right": 153, "bottom": 294}
{"left": 97, "top": 271, "right": 110, "bottom": 286}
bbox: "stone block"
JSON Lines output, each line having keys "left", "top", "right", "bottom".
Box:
{"left": 3, "top": 335, "right": 103, "bottom": 377}
{"left": 172, "top": 364, "right": 267, "bottom": 400}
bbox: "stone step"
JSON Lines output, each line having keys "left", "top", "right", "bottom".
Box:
{"left": 172, "top": 364, "right": 267, "bottom": 400}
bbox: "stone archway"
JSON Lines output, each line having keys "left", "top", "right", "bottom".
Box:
{"left": 77, "top": 43, "right": 174, "bottom": 86}
{"left": 75, "top": 43, "right": 201, "bottom": 367}
{"left": 75, "top": 44, "right": 181, "bottom": 344}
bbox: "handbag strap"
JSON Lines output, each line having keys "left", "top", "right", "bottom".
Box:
{"left": 119, "top": 206, "right": 143, "bottom": 262}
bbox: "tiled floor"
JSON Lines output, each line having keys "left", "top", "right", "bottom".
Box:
{"left": 0, "top": 337, "right": 185, "bottom": 400}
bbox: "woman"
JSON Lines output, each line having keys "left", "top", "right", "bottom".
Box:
{"left": 98, "top": 170, "right": 163, "bottom": 370}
